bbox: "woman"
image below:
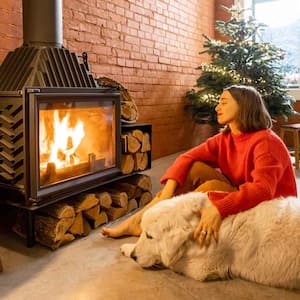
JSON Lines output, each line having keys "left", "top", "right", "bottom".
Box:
{"left": 101, "top": 85, "right": 297, "bottom": 247}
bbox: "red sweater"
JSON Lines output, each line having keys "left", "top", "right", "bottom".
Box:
{"left": 160, "top": 129, "right": 297, "bottom": 218}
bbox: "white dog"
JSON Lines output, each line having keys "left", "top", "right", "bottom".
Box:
{"left": 121, "top": 192, "right": 300, "bottom": 289}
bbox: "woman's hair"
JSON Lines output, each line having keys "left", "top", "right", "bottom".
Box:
{"left": 221, "top": 85, "right": 272, "bottom": 133}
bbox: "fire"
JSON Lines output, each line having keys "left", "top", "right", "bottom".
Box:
{"left": 40, "top": 110, "right": 85, "bottom": 169}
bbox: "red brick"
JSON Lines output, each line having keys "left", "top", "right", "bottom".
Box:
{"left": 0, "top": 0, "right": 229, "bottom": 159}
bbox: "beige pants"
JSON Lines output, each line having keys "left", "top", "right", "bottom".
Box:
{"left": 170, "top": 161, "right": 237, "bottom": 196}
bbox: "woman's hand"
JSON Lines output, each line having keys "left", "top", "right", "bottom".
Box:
{"left": 193, "top": 205, "right": 222, "bottom": 248}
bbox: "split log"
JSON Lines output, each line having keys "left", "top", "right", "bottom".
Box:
{"left": 132, "top": 129, "right": 144, "bottom": 142}
{"left": 35, "top": 215, "right": 75, "bottom": 243}
{"left": 40, "top": 203, "right": 75, "bottom": 219}
{"left": 138, "top": 191, "right": 153, "bottom": 207}
{"left": 83, "top": 218, "right": 91, "bottom": 236}
{"left": 70, "top": 193, "right": 99, "bottom": 213}
{"left": 93, "top": 211, "right": 108, "bottom": 228}
{"left": 127, "top": 198, "right": 138, "bottom": 212}
{"left": 83, "top": 205, "right": 108, "bottom": 228}
{"left": 37, "top": 233, "right": 75, "bottom": 250}
{"left": 121, "top": 154, "right": 134, "bottom": 174}
{"left": 96, "top": 191, "right": 112, "bottom": 209}
{"left": 106, "top": 207, "right": 127, "bottom": 221}
{"left": 133, "top": 187, "right": 143, "bottom": 198}
{"left": 134, "top": 152, "right": 148, "bottom": 171}
{"left": 141, "top": 132, "right": 151, "bottom": 152}
{"left": 121, "top": 101, "right": 138, "bottom": 122}
{"left": 112, "top": 182, "right": 137, "bottom": 199}
{"left": 126, "top": 174, "right": 152, "bottom": 191}
{"left": 105, "top": 189, "right": 128, "bottom": 208}
{"left": 127, "top": 133, "right": 141, "bottom": 153}
{"left": 83, "top": 205, "right": 100, "bottom": 220}
{"left": 68, "top": 212, "right": 84, "bottom": 236}
{"left": 95, "top": 77, "right": 139, "bottom": 123}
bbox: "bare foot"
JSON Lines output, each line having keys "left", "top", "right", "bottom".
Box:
{"left": 101, "top": 216, "right": 141, "bottom": 238}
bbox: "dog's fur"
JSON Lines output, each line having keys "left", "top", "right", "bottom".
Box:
{"left": 121, "top": 192, "right": 300, "bottom": 289}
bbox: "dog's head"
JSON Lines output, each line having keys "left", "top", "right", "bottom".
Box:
{"left": 121, "top": 192, "right": 209, "bottom": 268}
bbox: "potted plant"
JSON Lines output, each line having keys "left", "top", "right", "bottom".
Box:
{"left": 185, "top": 5, "right": 297, "bottom": 124}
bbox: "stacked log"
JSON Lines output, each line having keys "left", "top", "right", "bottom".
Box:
{"left": 121, "top": 129, "right": 151, "bottom": 174}
{"left": 12, "top": 174, "right": 152, "bottom": 250}
{"left": 96, "top": 76, "right": 138, "bottom": 123}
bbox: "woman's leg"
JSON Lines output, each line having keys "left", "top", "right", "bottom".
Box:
{"left": 101, "top": 161, "right": 235, "bottom": 238}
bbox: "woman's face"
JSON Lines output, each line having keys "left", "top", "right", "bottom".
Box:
{"left": 215, "top": 91, "right": 240, "bottom": 132}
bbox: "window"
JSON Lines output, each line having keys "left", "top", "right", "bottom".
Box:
{"left": 243, "top": 0, "right": 300, "bottom": 88}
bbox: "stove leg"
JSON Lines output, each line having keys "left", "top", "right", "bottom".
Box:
{"left": 26, "top": 210, "right": 35, "bottom": 247}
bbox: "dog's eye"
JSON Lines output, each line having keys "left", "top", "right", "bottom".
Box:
{"left": 145, "top": 232, "right": 153, "bottom": 239}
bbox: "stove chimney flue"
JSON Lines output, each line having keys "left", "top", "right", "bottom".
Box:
{"left": 23, "top": 0, "right": 63, "bottom": 47}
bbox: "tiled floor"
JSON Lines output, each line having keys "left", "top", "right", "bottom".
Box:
{"left": 0, "top": 152, "right": 300, "bottom": 300}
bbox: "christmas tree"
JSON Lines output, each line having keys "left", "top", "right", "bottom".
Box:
{"left": 186, "top": 5, "right": 297, "bottom": 124}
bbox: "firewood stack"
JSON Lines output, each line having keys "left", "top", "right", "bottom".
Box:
{"left": 12, "top": 174, "right": 152, "bottom": 250}
{"left": 96, "top": 76, "right": 138, "bottom": 123}
{"left": 121, "top": 129, "right": 151, "bottom": 174}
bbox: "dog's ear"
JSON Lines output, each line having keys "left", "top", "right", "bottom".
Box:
{"left": 160, "top": 224, "right": 190, "bottom": 267}
{"left": 178, "top": 192, "right": 209, "bottom": 220}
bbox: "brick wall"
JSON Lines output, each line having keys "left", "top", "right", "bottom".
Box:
{"left": 0, "top": 0, "right": 233, "bottom": 159}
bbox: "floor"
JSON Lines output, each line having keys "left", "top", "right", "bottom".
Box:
{"left": 0, "top": 153, "right": 300, "bottom": 300}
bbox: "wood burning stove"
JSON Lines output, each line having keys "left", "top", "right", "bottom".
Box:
{"left": 0, "top": 87, "right": 121, "bottom": 206}
{"left": 0, "top": 0, "right": 132, "bottom": 246}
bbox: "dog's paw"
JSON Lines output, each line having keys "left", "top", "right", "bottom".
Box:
{"left": 120, "top": 243, "right": 135, "bottom": 257}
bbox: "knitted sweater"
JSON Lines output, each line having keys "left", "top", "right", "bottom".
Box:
{"left": 160, "top": 129, "right": 297, "bottom": 218}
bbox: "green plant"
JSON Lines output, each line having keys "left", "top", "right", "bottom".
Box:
{"left": 185, "top": 4, "right": 297, "bottom": 123}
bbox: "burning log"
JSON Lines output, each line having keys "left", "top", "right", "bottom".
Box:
{"left": 40, "top": 162, "right": 57, "bottom": 185}
{"left": 40, "top": 158, "right": 105, "bottom": 186}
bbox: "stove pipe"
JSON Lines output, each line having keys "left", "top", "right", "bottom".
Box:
{"left": 23, "top": 0, "right": 63, "bottom": 47}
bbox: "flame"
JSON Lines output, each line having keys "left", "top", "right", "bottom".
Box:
{"left": 40, "top": 110, "right": 85, "bottom": 169}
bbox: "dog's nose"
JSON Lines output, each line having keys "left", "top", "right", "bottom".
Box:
{"left": 130, "top": 250, "right": 137, "bottom": 261}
